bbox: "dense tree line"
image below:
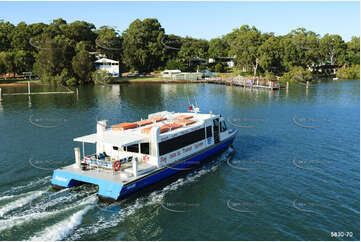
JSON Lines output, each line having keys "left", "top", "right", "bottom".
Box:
{"left": 0, "top": 18, "right": 359, "bottom": 85}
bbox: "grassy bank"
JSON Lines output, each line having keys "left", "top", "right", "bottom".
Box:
{"left": 102, "top": 76, "right": 204, "bottom": 84}
{"left": 0, "top": 79, "right": 46, "bottom": 87}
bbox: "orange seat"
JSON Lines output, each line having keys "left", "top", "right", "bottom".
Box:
{"left": 136, "top": 117, "right": 167, "bottom": 127}
{"left": 175, "top": 114, "right": 193, "bottom": 120}
{"left": 111, "top": 122, "right": 137, "bottom": 131}
{"left": 174, "top": 119, "right": 196, "bottom": 126}
{"left": 150, "top": 117, "right": 167, "bottom": 122}
{"left": 160, "top": 125, "right": 170, "bottom": 134}
{"left": 141, "top": 126, "right": 154, "bottom": 134}
{"left": 160, "top": 123, "right": 183, "bottom": 133}
{"left": 136, "top": 119, "right": 153, "bottom": 126}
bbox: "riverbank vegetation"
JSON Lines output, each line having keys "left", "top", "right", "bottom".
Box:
{"left": 336, "top": 65, "right": 360, "bottom": 80}
{"left": 0, "top": 18, "right": 359, "bottom": 86}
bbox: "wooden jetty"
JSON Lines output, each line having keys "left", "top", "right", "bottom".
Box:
{"left": 204, "top": 76, "right": 281, "bottom": 90}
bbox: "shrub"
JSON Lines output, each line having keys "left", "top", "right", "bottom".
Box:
{"left": 65, "top": 77, "right": 78, "bottom": 86}
{"left": 336, "top": 65, "right": 360, "bottom": 80}
{"left": 280, "top": 66, "right": 313, "bottom": 84}
{"left": 165, "top": 59, "right": 186, "bottom": 71}
{"left": 92, "top": 70, "right": 112, "bottom": 85}
{"left": 54, "top": 68, "right": 70, "bottom": 85}
{"left": 264, "top": 71, "right": 276, "bottom": 80}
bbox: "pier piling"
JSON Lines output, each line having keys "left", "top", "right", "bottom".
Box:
{"left": 0, "top": 88, "right": 2, "bottom": 102}
{"left": 28, "top": 81, "right": 31, "bottom": 95}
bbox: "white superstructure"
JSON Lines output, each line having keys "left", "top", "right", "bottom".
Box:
{"left": 73, "top": 110, "right": 232, "bottom": 181}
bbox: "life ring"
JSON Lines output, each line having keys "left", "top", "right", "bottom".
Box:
{"left": 143, "top": 155, "right": 150, "bottom": 161}
{"left": 113, "top": 160, "right": 121, "bottom": 172}
{"left": 83, "top": 155, "right": 91, "bottom": 164}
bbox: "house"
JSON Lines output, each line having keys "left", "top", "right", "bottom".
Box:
{"left": 95, "top": 58, "right": 119, "bottom": 76}
{"left": 208, "top": 57, "right": 235, "bottom": 68}
{"left": 161, "top": 70, "right": 182, "bottom": 78}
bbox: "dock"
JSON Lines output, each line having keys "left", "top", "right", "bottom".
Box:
{"left": 204, "top": 76, "right": 281, "bottom": 90}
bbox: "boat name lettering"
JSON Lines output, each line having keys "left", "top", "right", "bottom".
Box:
{"left": 183, "top": 146, "right": 192, "bottom": 153}
{"left": 160, "top": 156, "right": 167, "bottom": 162}
{"left": 194, "top": 141, "right": 203, "bottom": 149}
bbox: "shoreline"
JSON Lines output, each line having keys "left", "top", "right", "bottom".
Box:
{"left": 0, "top": 80, "right": 47, "bottom": 87}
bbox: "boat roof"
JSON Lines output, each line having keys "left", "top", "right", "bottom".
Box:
{"left": 74, "top": 131, "right": 149, "bottom": 147}
{"left": 74, "top": 111, "right": 216, "bottom": 147}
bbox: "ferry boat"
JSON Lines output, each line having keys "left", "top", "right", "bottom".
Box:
{"left": 51, "top": 107, "right": 237, "bottom": 201}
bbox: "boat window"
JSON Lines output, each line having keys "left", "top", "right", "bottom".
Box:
{"left": 159, "top": 128, "right": 206, "bottom": 155}
{"left": 213, "top": 118, "right": 219, "bottom": 128}
{"left": 141, "top": 143, "right": 150, "bottom": 155}
{"left": 113, "top": 146, "right": 119, "bottom": 150}
{"left": 126, "top": 144, "right": 139, "bottom": 153}
{"left": 220, "top": 121, "right": 227, "bottom": 132}
{"left": 125, "top": 143, "right": 150, "bottom": 155}
{"left": 206, "top": 126, "right": 212, "bottom": 137}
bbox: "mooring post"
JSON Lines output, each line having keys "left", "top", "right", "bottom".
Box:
{"left": 306, "top": 81, "right": 309, "bottom": 89}
{"left": 286, "top": 82, "right": 289, "bottom": 89}
{"left": 0, "top": 88, "right": 2, "bottom": 102}
{"left": 28, "top": 81, "right": 31, "bottom": 95}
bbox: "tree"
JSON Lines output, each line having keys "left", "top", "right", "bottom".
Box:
{"left": 165, "top": 59, "right": 186, "bottom": 71}
{"left": 14, "top": 50, "right": 34, "bottom": 74}
{"left": 11, "top": 22, "right": 32, "bottom": 51}
{"left": 0, "top": 21, "right": 15, "bottom": 51}
{"left": 319, "top": 34, "right": 347, "bottom": 65}
{"left": 72, "top": 47, "right": 94, "bottom": 84}
{"left": 214, "top": 63, "right": 227, "bottom": 73}
{"left": 0, "top": 52, "right": 7, "bottom": 75}
{"left": 161, "top": 34, "right": 183, "bottom": 63}
{"left": 61, "top": 20, "right": 96, "bottom": 44}
{"left": 208, "top": 38, "right": 228, "bottom": 58}
{"left": 177, "top": 37, "right": 209, "bottom": 71}
{"left": 258, "top": 36, "right": 284, "bottom": 74}
{"left": 33, "top": 35, "right": 75, "bottom": 81}
{"left": 336, "top": 64, "right": 360, "bottom": 80}
{"left": 227, "top": 25, "right": 266, "bottom": 76}
{"left": 27, "top": 22, "right": 47, "bottom": 37}
{"left": 0, "top": 52, "right": 16, "bottom": 77}
{"left": 122, "top": 18, "right": 166, "bottom": 72}
{"left": 288, "top": 28, "right": 320, "bottom": 67}
{"left": 346, "top": 36, "right": 360, "bottom": 66}
{"left": 95, "top": 26, "right": 122, "bottom": 60}
{"left": 44, "top": 18, "right": 66, "bottom": 38}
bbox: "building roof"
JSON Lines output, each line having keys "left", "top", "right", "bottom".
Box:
{"left": 162, "top": 70, "right": 181, "bottom": 73}
{"left": 95, "top": 58, "right": 119, "bottom": 64}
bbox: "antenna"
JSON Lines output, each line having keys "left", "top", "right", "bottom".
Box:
{"left": 194, "top": 96, "right": 199, "bottom": 108}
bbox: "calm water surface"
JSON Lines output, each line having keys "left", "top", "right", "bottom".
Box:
{"left": 0, "top": 81, "right": 359, "bottom": 240}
